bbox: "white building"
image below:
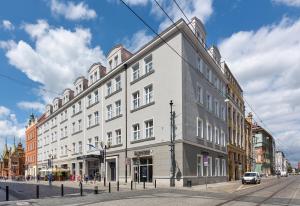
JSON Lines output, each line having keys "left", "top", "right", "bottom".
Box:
{"left": 275, "top": 151, "right": 287, "bottom": 175}
{"left": 37, "top": 17, "right": 229, "bottom": 186}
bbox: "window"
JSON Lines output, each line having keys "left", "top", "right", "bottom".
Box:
{"left": 197, "top": 117, "right": 203, "bottom": 138}
{"left": 107, "top": 105, "right": 112, "bottom": 119}
{"left": 107, "top": 81, "right": 112, "bottom": 95}
{"left": 94, "top": 71, "right": 98, "bottom": 82}
{"left": 65, "top": 145, "right": 68, "bottom": 155}
{"left": 78, "top": 119, "right": 82, "bottom": 131}
{"left": 94, "top": 136, "right": 99, "bottom": 149}
{"left": 78, "top": 141, "right": 82, "bottom": 153}
{"left": 207, "top": 122, "right": 212, "bottom": 141}
{"left": 87, "top": 95, "right": 92, "bottom": 106}
{"left": 221, "top": 106, "right": 226, "bottom": 121}
{"left": 208, "top": 156, "right": 212, "bottom": 176}
{"left": 72, "top": 122, "right": 75, "bottom": 133}
{"left": 144, "top": 85, "right": 153, "bottom": 104}
{"left": 64, "top": 110, "right": 67, "bottom": 120}
{"left": 221, "top": 130, "right": 226, "bottom": 147}
{"left": 72, "top": 142, "right": 76, "bottom": 153}
{"left": 144, "top": 55, "right": 153, "bottom": 73}
{"left": 94, "top": 90, "right": 99, "bottom": 103}
{"left": 206, "top": 93, "right": 212, "bottom": 111}
{"left": 132, "top": 124, "right": 140, "bottom": 140}
{"left": 197, "top": 155, "right": 203, "bottom": 176}
{"left": 61, "top": 146, "right": 63, "bottom": 155}
{"left": 88, "top": 138, "right": 92, "bottom": 150}
{"left": 215, "top": 158, "right": 220, "bottom": 176}
{"left": 196, "top": 84, "right": 203, "bottom": 104}
{"left": 215, "top": 127, "right": 219, "bottom": 144}
{"left": 222, "top": 159, "right": 226, "bottom": 176}
{"left": 78, "top": 101, "right": 82, "bottom": 112}
{"left": 107, "top": 132, "right": 112, "bottom": 145}
{"left": 64, "top": 126, "right": 68, "bottom": 137}
{"left": 214, "top": 100, "right": 219, "bottom": 117}
{"left": 145, "top": 119, "right": 153, "bottom": 138}
{"left": 115, "top": 76, "right": 121, "bottom": 91}
{"left": 94, "top": 111, "right": 99, "bottom": 125}
{"left": 132, "top": 63, "right": 140, "bottom": 81}
{"left": 114, "top": 55, "right": 118, "bottom": 67}
{"left": 116, "top": 129, "right": 121, "bottom": 145}
{"left": 197, "top": 57, "right": 203, "bottom": 73}
{"left": 72, "top": 105, "right": 76, "bottom": 115}
{"left": 132, "top": 91, "right": 140, "bottom": 109}
{"left": 115, "top": 100, "right": 121, "bottom": 116}
{"left": 88, "top": 115, "right": 92, "bottom": 127}
{"left": 109, "top": 60, "right": 112, "bottom": 69}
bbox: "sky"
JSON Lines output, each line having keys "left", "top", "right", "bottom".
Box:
{"left": 0, "top": 0, "right": 300, "bottom": 166}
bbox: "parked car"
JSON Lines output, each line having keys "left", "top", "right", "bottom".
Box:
{"left": 242, "top": 172, "right": 261, "bottom": 184}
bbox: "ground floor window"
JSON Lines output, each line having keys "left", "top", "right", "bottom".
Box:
{"left": 215, "top": 158, "right": 220, "bottom": 176}
{"left": 197, "top": 155, "right": 203, "bottom": 176}
{"left": 222, "top": 159, "right": 226, "bottom": 176}
{"left": 208, "top": 156, "right": 212, "bottom": 176}
{"left": 133, "top": 156, "right": 153, "bottom": 182}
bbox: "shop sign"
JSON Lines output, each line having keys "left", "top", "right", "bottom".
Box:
{"left": 134, "top": 150, "right": 151, "bottom": 156}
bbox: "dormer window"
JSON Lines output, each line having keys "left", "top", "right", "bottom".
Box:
{"left": 109, "top": 60, "right": 112, "bottom": 69}
{"left": 114, "top": 55, "right": 118, "bottom": 67}
{"left": 90, "top": 75, "right": 93, "bottom": 84}
{"left": 94, "top": 71, "right": 98, "bottom": 82}
{"left": 79, "top": 84, "right": 82, "bottom": 92}
{"left": 76, "top": 87, "right": 78, "bottom": 95}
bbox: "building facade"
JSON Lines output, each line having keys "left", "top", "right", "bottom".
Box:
{"left": 252, "top": 124, "right": 276, "bottom": 175}
{"left": 37, "top": 17, "right": 228, "bottom": 186}
{"left": 275, "top": 151, "right": 287, "bottom": 175}
{"left": 224, "top": 64, "right": 246, "bottom": 180}
{"left": 245, "top": 113, "right": 254, "bottom": 172}
{"left": 0, "top": 139, "right": 25, "bottom": 178}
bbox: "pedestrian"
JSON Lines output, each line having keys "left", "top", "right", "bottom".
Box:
{"left": 48, "top": 173, "right": 52, "bottom": 186}
{"left": 84, "top": 174, "right": 88, "bottom": 184}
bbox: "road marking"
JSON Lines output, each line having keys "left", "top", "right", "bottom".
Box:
{"left": 236, "top": 184, "right": 260, "bottom": 191}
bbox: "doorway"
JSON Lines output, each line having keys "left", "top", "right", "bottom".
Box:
{"left": 133, "top": 156, "right": 153, "bottom": 182}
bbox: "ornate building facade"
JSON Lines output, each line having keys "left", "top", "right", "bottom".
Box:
{"left": 0, "top": 139, "right": 26, "bottom": 178}
{"left": 245, "top": 113, "right": 254, "bottom": 172}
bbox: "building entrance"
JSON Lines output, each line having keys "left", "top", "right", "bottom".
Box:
{"left": 133, "top": 156, "right": 153, "bottom": 182}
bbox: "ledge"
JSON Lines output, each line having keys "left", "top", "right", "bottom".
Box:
{"left": 71, "top": 110, "right": 82, "bottom": 118}
{"left": 51, "top": 125, "right": 57, "bottom": 129}
{"left": 51, "top": 140, "right": 58, "bottom": 143}
{"left": 105, "top": 88, "right": 122, "bottom": 99}
{"left": 130, "top": 101, "right": 155, "bottom": 113}
{"left": 72, "top": 130, "right": 83, "bottom": 136}
{"left": 110, "top": 143, "right": 123, "bottom": 148}
{"left": 130, "top": 70, "right": 154, "bottom": 85}
{"left": 60, "top": 136, "right": 68, "bottom": 140}
{"left": 105, "top": 114, "right": 123, "bottom": 123}
{"left": 44, "top": 143, "right": 49, "bottom": 146}
{"left": 87, "top": 123, "right": 99, "bottom": 130}
{"left": 130, "top": 137, "right": 155, "bottom": 144}
{"left": 60, "top": 119, "right": 68, "bottom": 124}
{"left": 86, "top": 101, "right": 99, "bottom": 110}
{"left": 43, "top": 129, "right": 49, "bottom": 134}
{"left": 60, "top": 155, "right": 68, "bottom": 158}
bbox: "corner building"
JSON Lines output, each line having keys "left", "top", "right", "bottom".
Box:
{"left": 37, "top": 17, "right": 228, "bottom": 186}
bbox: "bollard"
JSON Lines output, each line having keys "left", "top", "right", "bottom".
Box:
{"left": 80, "top": 182, "right": 83, "bottom": 196}
{"left": 108, "top": 182, "right": 111, "bottom": 193}
{"left": 131, "top": 181, "right": 133, "bottom": 190}
{"left": 5, "top": 186, "right": 9, "bottom": 201}
{"left": 143, "top": 181, "right": 145, "bottom": 189}
{"left": 117, "top": 181, "right": 119, "bottom": 191}
{"left": 104, "top": 177, "right": 106, "bottom": 187}
{"left": 94, "top": 186, "right": 98, "bottom": 194}
{"left": 36, "top": 185, "right": 39, "bottom": 199}
{"left": 61, "top": 184, "right": 64, "bottom": 196}
{"left": 155, "top": 179, "right": 156, "bottom": 188}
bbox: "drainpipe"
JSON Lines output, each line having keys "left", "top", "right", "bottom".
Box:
{"left": 124, "top": 63, "right": 128, "bottom": 183}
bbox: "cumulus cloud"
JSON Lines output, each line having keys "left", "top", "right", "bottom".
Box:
{"left": 219, "top": 17, "right": 300, "bottom": 166}
{"left": 272, "top": 0, "right": 300, "bottom": 7}
{"left": 123, "top": 29, "right": 153, "bottom": 52}
{"left": 17, "top": 101, "right": 45, "bottom": 113}
{"left": 50, "top": 0, "right": 97, "bottom": 20}
{"left": 0, "top": 19, "right": 106, "bottom": 103}
{"left": 1, "top": 20, "right": 14, "bottom": 31}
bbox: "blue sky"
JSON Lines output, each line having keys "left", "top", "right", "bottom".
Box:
{"left": 0, "top": 0, "right": 300, "bottom": 165}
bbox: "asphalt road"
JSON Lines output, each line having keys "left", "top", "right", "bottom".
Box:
{"left": 0, "top": 176, "right": 299, "bottom": 206}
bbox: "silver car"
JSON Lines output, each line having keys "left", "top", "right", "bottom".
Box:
{"left": 242, "top": 172, "right": 261, "bottom": 184}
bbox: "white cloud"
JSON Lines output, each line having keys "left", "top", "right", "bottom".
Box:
{"left": 2, "top": 20, "right": 15, "bottom": 31}
{"left": 17, "top": 101, "right": 45, "bottom": 113}
{"left": 272, "top": 0, "right": 300, "bottom": 7}
{"left": 219, "top": 16, "right": 300, "bottom": 166}
{"left": 0, "top": 106, "right": 25, "bottom": 139}
{"left": 50, "top": 0, "right": 97, "bottom": 20}
{"left": 0, "top": 106, "right": 10, "bottom": 117}
{"left": 0, "top": 19, "right": 106, "bottom": 103}
{"left": 123, "top": 30, "right": 153, "bottom": 52}
{"left": 124, "top": 0, "right": 149, "bottom": 6}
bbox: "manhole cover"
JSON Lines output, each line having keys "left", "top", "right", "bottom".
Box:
{"left": 16, "top": 202, "right": 30, "bottom": 206}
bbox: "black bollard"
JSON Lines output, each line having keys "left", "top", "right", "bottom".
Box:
{"left": 61, "top": 184, "right": 64, "bottom": 196}
{"left": 108, "top": 182, "right": 111, "bottom": 193}
{"left": 104, "top": 177, "right": 106, "bottom": 187}
{"left": 5, "top": 186, "right": 9, "bottom": 201}
{"left": 80, "top": 182, "right": 83, "bottom": 196}
{"left": 36, "top": 185, "right": 39, "bottom": 199}
{"left": 155, "top": 179, "right": 156, "bottom": 188}
{"left": 143, "top": 181, "right": 145, "bottom": 189}
{"left": 131, "top": 181, "right": 133, "bottom": 190}
{"left": 94, "top": 186, "right": 98, "bottom": 194}
{"left": 117, "top": 181, "right": 119, "bottom": 191}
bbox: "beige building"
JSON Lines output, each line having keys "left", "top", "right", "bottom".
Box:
{"left": 37, "top": 17, "right": 229, "bottom": 186}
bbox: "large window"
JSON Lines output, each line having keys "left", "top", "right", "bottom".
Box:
{"left": 215, "top": 158, "right": 220, "bottom": 176}
{"left": 144, "top": 55, "right": 153, "bottom": 74}
{"left": 94, "top": 111, "right": 99, "bottom": 124}
{"left": 196, "top": 84, "right": 203, "bottom": 104}
{"left": 94, "top": 136, "right": 99, "bottom": 149}
{"left": 94, "top": 90, "right": 99, "bottom": 103}
{"left": 144, "top": 85, "right": 153, "bottom": 104}
{"left": 87, "top": 95, "right": 92, "bottom": 106}
{"left": 132, "top": 124, "right": 140, "bottom": 140}
{"left": 107, "top": 105, "right": 112, "bottom": 119}
{"left": 214, "top": 99, "right": 219, "bottom": 117}
{"left": 107, "top": 81, "right": 112, "bottom": 96}
{"left": 88, "top": 115, "right": 92, "bottom": 127}
{"left": 222, "top": 159, "right": 226, "bottom": 176}
{"left": 115, "top": 76, "right": 121, "bottom": 91}
{"left": 207, "top": 122, "right": 212, "bottom": 141}
{"left": 116, "top": 129, "right": 121, "bottom": 145}
{"left": 78, "top": 119, "right": 82, "bottom": 131}
{"left": 206, "top": 93, "right": 212, "bottom": 111}
{"left": 72, "top": 142, "right": 76, "bottom": 153}
{"left": 197, "top": 117, "right": 203, "bottom": 138}
{"left": 78, "top": 141, "right": 82, "bottom": 153}
{"left": 145, "top": 119, "right": 153, "bottom": 138}
{"left": 132, "top": 91, "right": 140, "bottom": 109}
{"left": 107, "top": 132, "right": 112, "bottom": 145}
{"left": 215, "top": 127, "right": 220, "bottom": 144}
{"left": 208, "top": 156, "right": 212, "bottom": 176}
{"left": 115, "top": 100, "right": 121, "bottom": 116}
{"left": 132, "top": 63, "right": 140, "bottom": 81}
{"left": 197, "top": 155, "right": 203, "bottom": 176}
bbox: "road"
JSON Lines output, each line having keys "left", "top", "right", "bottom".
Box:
{"left": 0, "top": 176, "right": 299, "bottom": 205}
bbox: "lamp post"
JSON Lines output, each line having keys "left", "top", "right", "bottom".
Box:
{"left": 169, "top": 100, "right": 175, "bottom": 187}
